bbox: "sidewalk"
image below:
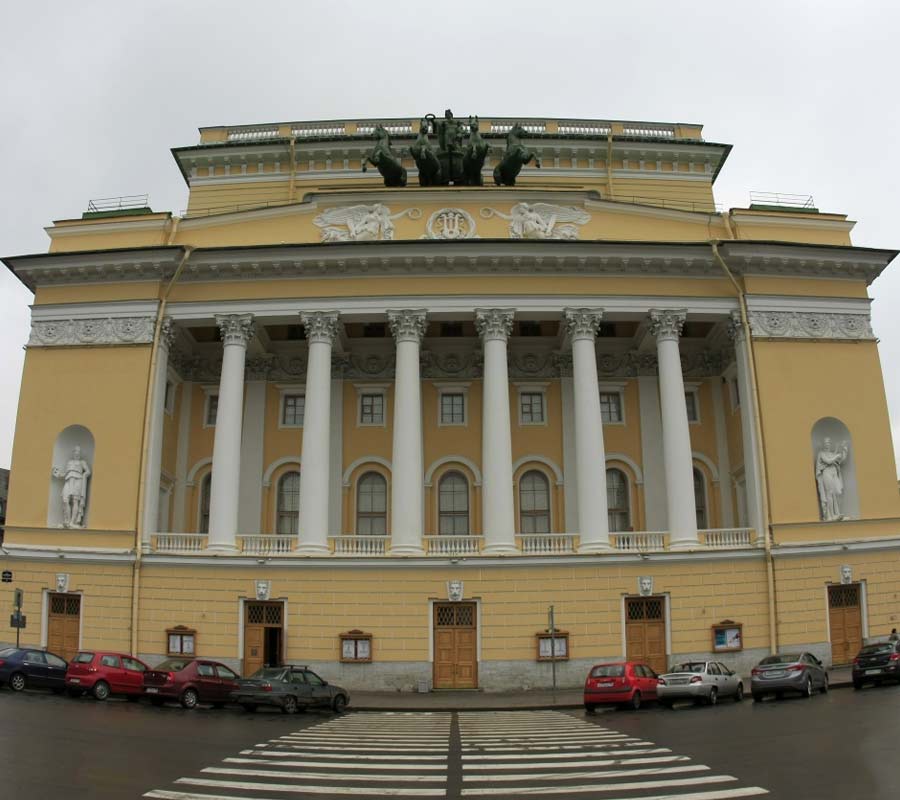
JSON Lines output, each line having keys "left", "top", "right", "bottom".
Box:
{"left": 349, "top": 667, "right": 854, "bottom": 711}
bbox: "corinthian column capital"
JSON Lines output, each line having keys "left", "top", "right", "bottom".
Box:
{"left": 727, "top": 310, "right": 746, "bottom": 343}
{"left": 564, "top": 308, "right": 605, "bottom": 341}
{"left": 649, "top": 309, "right": 687, "bottom": 342}
{"left": 300, "top": 311, "right": 340, "bottom": 344}
{"left": 475, "top": 309, "right": 515, "bottom": 342}
{"left": 160, "top": 316, "right": 178, "bottom": 352}
{"left": 215, "top": 313, "right": 255, "bottom": 347}
{"left": 387, "top": 309, "right": 428, "bottom": 344}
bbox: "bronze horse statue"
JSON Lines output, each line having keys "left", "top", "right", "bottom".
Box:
{"left": 410, "top": 119, "right": 441, "bottom": 187}
{"left": 462, "top": 116, "right": 489, "bottom": 186}
{"left": 362, "top": 125, "right": 407, "bottom": 187}
{"left": 493, "top": 124, "right": 541, "bottom": 186}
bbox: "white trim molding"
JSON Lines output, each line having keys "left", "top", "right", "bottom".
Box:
{"left": 424, "top": 455, "right": 484, "bottom": 487}
{"left": 512, "top": 454, "right": 564, "bottom": 485}
{"left": 262, "top": 457, "right": 302, "bottom": 488}
{"left": 605, "top": 452, "right": 644, "bottom": 484}
{"left": 342, "top": 456, "right": 392, "bottom": 486}
{"left": 692, "top": 451, "right": 720, "bottom": 483}
{"left": 186, "top": 457, "right": 213, "bottom": 487}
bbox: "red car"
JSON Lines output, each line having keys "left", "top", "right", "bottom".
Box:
{"left": 66, "top": 651, "right": 150, "bottom": 700}
{"left": 584, "top": 661, "right": 661, "bottom": 711}
{"left": 143, "top": 657, "right": 240, "bottom": 709}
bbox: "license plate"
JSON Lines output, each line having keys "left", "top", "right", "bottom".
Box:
{"left": 599, "top": 681, "right": 614, "bottom": 687}
{"left": 145, "top": 687, "right": 159, "bottom": 694}
{"left": 69, "top": 678, "right": 80, "bottom": 684}
{"left": 865, "top": 669, "right": 882, "bottom": 675}
{"left": 765, "top": 670, "right": 785, "bottom": 678}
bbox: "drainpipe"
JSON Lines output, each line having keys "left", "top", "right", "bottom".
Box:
{"left": 710, "top": 240, "right": 778, "bottom": 655}
{"left": 130, "top": 246, "right": 194, "bottom": 656}
{"left": 605, "top": 131, "right": 615, "bottom": 201}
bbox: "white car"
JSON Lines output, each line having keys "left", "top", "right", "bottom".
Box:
{"left": 657, "top": 660, "right": 744, "bottom": 706}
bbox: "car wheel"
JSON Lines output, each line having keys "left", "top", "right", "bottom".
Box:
{"left": 241, "top": 703, "right": 257, "bottom": 712}
{"left": 9, "top": 672, "right": 26, "bottom": 692}
{"left": 281, "top": 695, "right": 298, "bottom": 715}
{"left": 628, "top": 691, "right": 642, "bottom": 711}
{"left": 707, "top": 687, "right": 718, "bottom": 706}
{"left": 584, "top": 703, "right": 596, "bottom": 713}
{"left": 821, "top": 675, "right": 829, "bottom": 694}
{"left": 802, "top": 677, "right": 813, "bottom": 698}
{"left": 92, "top": 681, "right": 111, "bottom": 701}
{"left": 180, "top": 688, "right": 199, "bottom": 709}
{"left": 332, "top": 694, "right": 348, "bottom": 714}
{"left": 734, "top": 683, "right": 744, "bottom": 702}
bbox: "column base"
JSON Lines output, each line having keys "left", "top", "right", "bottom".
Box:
{"left": 669, "top": 538, "right": 700, "bottom": 551}
{"left": 296, "top": 542, "right": 330, "bottom": 556}
{"left": 389, "top": 544, "right": 426, "bottom": 557}
{"left": 206, "top": 542, "right": 239, "bottom": 554}
{"left": 578, "top": 541, "right": 614, "bottom": 554}
{"left": 482, "top": 543, "right": 519, "bottom": 556}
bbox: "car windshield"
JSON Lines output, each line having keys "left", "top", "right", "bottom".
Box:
{"left": 759, "top": 654, "right": 801, "bottom": 665}
{"left": 250, "top": 668, "right": 286, "bottom": 680}
{"left": 72, "top": 652, "right": 94, "bottom": 663}
{"left": 670, "top": 662, "right": 706, "bottom": 673}
{"left": 590, "top": 665, "right": 624, "bottom": 678}
{"left": 153, "top": 658, "right": 192, "bottom": 672}
{"left": 860, "top": 644, "right": 892, "bottom": 655}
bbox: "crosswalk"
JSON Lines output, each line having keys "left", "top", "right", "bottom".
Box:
{"left": 144, "top": 711, "right": 452, "bottom": 799}
{"left": 458, "top": 710, "right": 769, "bottom": 799}
{"left": 143, "top": 709, "right": 769, "bottom": 800}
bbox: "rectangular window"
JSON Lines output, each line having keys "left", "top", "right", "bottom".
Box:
{"left": 520, "top": 392, "right": 545, "bottom": 424}
{"left": 205, "top": 395, "right": 218, "bottom": 426}
{"left": 360, "top": 393, "right": 384, "bottom": 425}
{"left": 167, "top": 628, "right": 196, "bottom": 656}
{"left": 282, "top": 394, "right": 305, "bottom": 426}
{"left": 685, "top": 391, "right": 699, "bottom": 422}
{"left": 440, "top": 393, "right": 465, "bottom": 425}
{"left": 599, "top": 392, "right": 622, "bottom": 423}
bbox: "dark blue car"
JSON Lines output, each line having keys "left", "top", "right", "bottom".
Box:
{"left": 0, "top": 647, "right": 69, "bottom": 692}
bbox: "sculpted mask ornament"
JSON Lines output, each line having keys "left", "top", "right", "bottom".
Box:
{"left": 313, "top": 204, "right": 421, "bottom": 242}
{"left": 56, "top": 573, "right": 70, "bottom": 593}
{"left": 840, "top": 565, "right": 852, "bottom": 585}
{"left": 638, "top": 576, "right": 653, "bottom": 597}
{"left": 815, "top": 437, "right": 850, "bottom": 521}
{"left": 481, "top": 203, "right": 590, "bottom": 240}
{"left": 447, "top": 580, "right": 464, "bottom": 602}
{"left": 51, "top": 446, "right": 92, "bottom": 528}
{"left": 255, "top": 580, "right": 271, "bottom": 601}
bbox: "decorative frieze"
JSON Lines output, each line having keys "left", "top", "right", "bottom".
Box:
{"left": 421, "top": 350, "right": 482, "bottom": 379}
{"left": 339, "top": 352, "right": 396, "bottom": 380}
{"left": 509, "top": 351, "right": 558, "bottom": 380}
{"left": 564, "top": 308, "right": 605, "bottom": 341}
{"left": 648, "top": 309, "right": 687, "bottom": 342}
{"left": 300, "top": 311, "right": 340, "bottom": 344}
{"left": 474, "top": 309, "right": 515, "bottom": 342}
{"left": 215, "top": 314, "right": 255, "bottom": 347}
{"left": 423, "top": 208, "right": 478, "bottom": 240}
{"left": 747, "top": 311, "right": 874, "bottom": 341}
{"left": 387, "top": 310, "right": 428, "bottom": 344}
{"left": 28, "top": 316, "right": 156, "bottom": 347}
{"left": 313, "top": 204, "right": 421, "bottom": 242}
{"left": 481, "top": 203, "right": 590, "bottom": 239}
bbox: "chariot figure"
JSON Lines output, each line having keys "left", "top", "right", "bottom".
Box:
{"left": 51, "top": 446, "right": 92, "bottom": 528}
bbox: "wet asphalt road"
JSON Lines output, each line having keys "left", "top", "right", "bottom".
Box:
{"left": 1, "top": 683, "right": 899, "bottom": 799}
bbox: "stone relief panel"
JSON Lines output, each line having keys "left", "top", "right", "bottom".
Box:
{"left": 421, "top": 350, "right": 482, "bottom": 379}
{"left": 811, "top": 417, "right": 859, "bottom": 521}
{"left": 48, "top": 425, "right": 95, "bottom": 529}
{"left": 748, "top": 311, "right": 874, "bottom": 341}
{"left": 422, "top": 208, "right": 478, "bottom": 240}
{"left": 28, "top": 316, "right": 156, "bottom": 347}
{"left": 313, "top": 204, "right": 421, "bottom": 242}
{"left": 480, "top": 203, "right": 590, "bottom": 239}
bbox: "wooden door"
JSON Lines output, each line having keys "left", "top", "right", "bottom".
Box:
{"left": 829, "top": 584, "right": 862, "bottom": 665}
{"left": 625, "top": 596, "right": 667, "bottom": 675}
{"left": 243, "top": 601, "right": 284, "bottom": 676}
{"left": 433, "top": 603, "right": 478, "bottom": 689}
{"left": 47, "top": 593, "right": 81, "bottom": 662}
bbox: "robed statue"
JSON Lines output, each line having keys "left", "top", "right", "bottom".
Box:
{"left": 815, "top": 437, "right": 849, "bottom": 521}
{"left": 51, "top": 446, "right": 92, "bottom": 528}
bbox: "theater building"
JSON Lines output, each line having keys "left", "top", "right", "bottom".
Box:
{"left": 2, "top": 114, "right": 898, "bottom": 689}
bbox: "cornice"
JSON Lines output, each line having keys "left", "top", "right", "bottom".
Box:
{"left": 772, "top": 536, "right": 900, "bottom": 557}
{"left": 730, "top": 212, "right": 856, "bottom": 233}
{"left": 46, "top": 218, "right": 171, "bottom": 239}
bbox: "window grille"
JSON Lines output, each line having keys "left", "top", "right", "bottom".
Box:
{"left": 360, "top": 394, "right": 384, "bottom": 425}
{"left": 520, "top": 392, "right": 545, "bottom": 424}
{"left": 440, "top": 393, "right": 465, "bottom": 424}
{"left": 282, "top": 395, "right": 305, "bottom": 426}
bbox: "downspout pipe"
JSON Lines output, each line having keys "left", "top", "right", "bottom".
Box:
{"left": 130, "top": 245, "right": 194, "bottom": 655}
{"left": 605, "top": 131, "right": 615, "bottom": 201}
{"left": 710, "top": 240, "right": 778, "bottom": 655}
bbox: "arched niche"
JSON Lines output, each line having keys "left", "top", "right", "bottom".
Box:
{"left": 811, "top": 417, "right": 858, "bottom": 521}
{"left": 47, "top": 425, "right": 95, "bottom": 528}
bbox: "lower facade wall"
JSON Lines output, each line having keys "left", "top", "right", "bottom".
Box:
{"left": 1, "top": 548, "right": 898, "bottom": 691}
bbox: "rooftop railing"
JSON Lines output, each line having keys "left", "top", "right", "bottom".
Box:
{"left": 748, "top": 191, "right": 816, "bottom": 210}
{"left": 85, "top": 194, "right": 150, "bottom": 214}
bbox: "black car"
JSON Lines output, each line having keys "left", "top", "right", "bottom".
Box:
{"left": 231, "top": 665, "right": 349, "bottom": 714}
{"left": 852, "top": 641, "right": 900, "bottom": 689}
{"left": 0, "top": 647, "right": 69, "bottom": 692}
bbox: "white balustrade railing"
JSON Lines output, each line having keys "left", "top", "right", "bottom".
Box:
{"left": 226, "top": 126, "right": 279, "bottom": 141}
{"left": 238, "top": 535, "right": 296, "bottom": 556}
{"left": 516, "top": 533, "right": 577, "bottom": 555}
{"left": 329, "top": 535, "right": 388, "bottom": 556}
{"left": 557, "top": 123, "right": 612, "bottom": 136}
{"left": 152, "top": 533, "right": 208, "bottom": 553}
{"left": 292, "top": 123, "right": 348, "bottom": 138}
{"left": 424, "top": 536, "right": 483, "bottom": 557}
{"left": 623, "top": 125, "right": 675, "bottom": 138}
{"left": 611, "top": 531, "right": 668, "bottom": 552}
{"left": 700, "top": 528, "right": 754, "bottom": 549}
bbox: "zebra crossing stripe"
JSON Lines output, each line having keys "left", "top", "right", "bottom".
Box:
{"left": 224, "top": 756, "right": 447, "bottom": 770}
{"left": 463, "top": 748, "right": 672, "bottom": 761}
{"left": 465, "top": 754, "right": 686, "bottom": 768}
{"left": 463, "top": 764, "right": 711, "bottom": 782}
{"left": 245, "top": 749, "right": 447, "bottom": 761}
{"left": 200, "top": 766, "right": 446, "bottom": 782}
{"left": 460, "top": 773, "right": 738, "bottom": 795}
{"left": 173, "top": 777, "right": 447, "bottom": 795}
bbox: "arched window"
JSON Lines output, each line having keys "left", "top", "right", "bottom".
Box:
{"left": 357, "top": 472, "right": 387, "bottom": 535}
{"left": 276, "top": 471, "right": 300, "bottom": 535}
{"left": 519, "top": 470, "right": 550, "bottom": 533}
{"left": 607, "top": 468, "right": 630, "bottom": 532}
{"left": 199, "top": 473, "right": 212, "bottom": 534}
{"left": 439, "top": 472, "right": 469, "bottom": 535}
{"left": 693, "top": 468, "right": 707, "bottom": 530}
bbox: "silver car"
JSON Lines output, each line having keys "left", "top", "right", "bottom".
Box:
{"left": 657, "top": 660, "right": 744, "bottom": 706}
{"left": 751, "top": 652, "right": 828, "bottom": 701}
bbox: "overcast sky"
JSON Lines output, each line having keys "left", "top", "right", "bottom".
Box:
{"left": 1, "top": 0, "right": 899, "bottom": 474}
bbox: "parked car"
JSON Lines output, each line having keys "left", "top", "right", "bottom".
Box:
{"left": 230, "top": 665, "right": 349, "bottom": 714}
{"left": 584, "top": 661, "right": 660, "bottom": 711}
{"left": 142, "top": 658, "right": 240, "bottom": 709}
{"left": 657, "top": 660, "right": 744, "bottom": 706}
{"left": 852, "top": 641, "right": 900, "bottom": 689}
{"left": 751, "top": 652, "right": 828, "bottom": 701}
{"left": 65, "top": 651, "right": 149, "bottom": 700}
{"left": 0, "top": 646, "right": 68, "bottom": 693}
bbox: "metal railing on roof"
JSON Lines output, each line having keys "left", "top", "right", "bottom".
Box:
{"left": 86, "top": 194, "right": 150, "bottom": 213}
{"left": 748, "top": 191, "right": 816, "bottom": 209}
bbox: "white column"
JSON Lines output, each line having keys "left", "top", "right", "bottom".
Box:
{"left": 142, "top": 317, "right": 176, "bottom": 545}
{"left": 730, "top": 311, "right": 764, "bottom": 542}
{"left": 238, "top": 359, "right": 270, "bottom": 534}
{"left": 475, "top": 309, "right": 517, "bottom": 555}
{"left": 388, "top": 309, "right": 427, "bottom": 556}
{"left": 560, "top": 371, "right": 578, "bottom": 533}
{"left": 637, "top": 376, "right": 668, "bottom": 530}
{"left": 297, "top": 311, "right": 340, "bottom": 554}
{"left": 711, "top": 375, "right": 735, "bottom": 527}
{"left": 207, "top": 314, "right": 255, "bottom": 552}
{"left": 565, "top": 308, "right": 612, "bottom": 553}
{"left": 649, "top": 309, "right": 699, "bottom": 549}
{"left": 172, "top": 381, "right": 193, "bottom": 532}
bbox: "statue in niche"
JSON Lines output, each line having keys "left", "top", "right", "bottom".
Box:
{"left": 51, "top": 446, "right": 92, "bottom": 528}
{"left": 815, "top": 437, "right": 850, "bottom": 521}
